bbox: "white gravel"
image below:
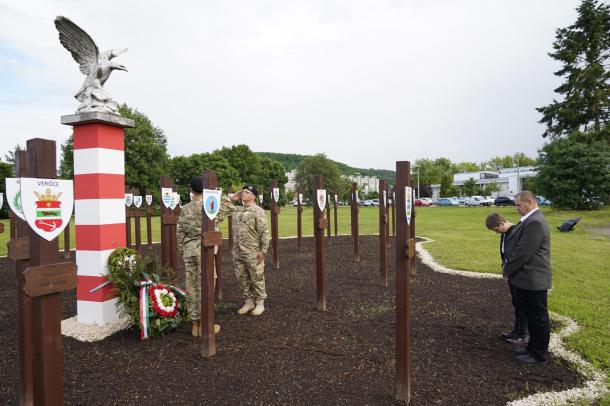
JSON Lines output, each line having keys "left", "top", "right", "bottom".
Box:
{"left": 61, "top": 316, "right": 132, "bottom": 342}
{"left": 416, "top": 237, "right": 609, "bottom": 406}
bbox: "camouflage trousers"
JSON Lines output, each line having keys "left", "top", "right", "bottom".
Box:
{"left": 184, "top": 253, "right": 217, "bottom": 321}
{"left": 234, "top": 257, "right": 267, "bottom": 300}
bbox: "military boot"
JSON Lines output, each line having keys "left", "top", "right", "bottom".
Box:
{"left": 251, "top": 299, "right": 265, "bottom": 316}
{"left": 199, "top": 324, "right": 221, "bottom": 335}
{"left": 237, "top": 298, "right": 255, "bottom": 315}
{"left": 192, "top": 320, "right": 200, "bottom": 337}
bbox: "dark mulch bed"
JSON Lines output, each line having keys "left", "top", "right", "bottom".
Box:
{"left": 0, "top": 236, "right": 580, "bottom": 405}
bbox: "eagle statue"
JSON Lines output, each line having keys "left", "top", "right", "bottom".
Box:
{"left": 54, "top": 16, "right": 128, "bottom": 114}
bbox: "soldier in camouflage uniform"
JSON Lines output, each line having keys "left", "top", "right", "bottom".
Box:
{"left": 177, "top": 176, "right": 220, "bottom": 336}
{"left": 218, "top": 185, "right": 269, "bottom": 316}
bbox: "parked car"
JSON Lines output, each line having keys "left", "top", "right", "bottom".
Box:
{"left": 466, "top": 196, "right": 491, "bottom": 207}
{"left": 483, "top": 196, "right": 495, "bottom": 205}
{"left": 436, "top": 198, "right": 460, "bottom": 206}
{"left": 494, "top": 196, "right": 515, "bottom": 206}
{"left": 415, "top": 199, "right": 431, "bottom": 207}
{"left": 370, "top": 199, "right": 379, "bottom": 207}
{"left": 420, "top": 198, "right": 435, "bottom": 206}
{"left": 536, "top": 196, "right": 552, "bottom": 206}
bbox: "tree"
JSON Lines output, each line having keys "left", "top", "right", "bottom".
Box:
{"left": 295, "top": 154, "right": 346, "bottom": 201}
{"left": 58, "top": 135, "right": 73, "bottom": 179}
{"left": 482, "top": 182, "right": 502, "bottom": 196}
{"left": 58, "top": 104, "right": 170, "bottom": 192}
{"left": 481, "top": 153, "right": 537, "bottom": 170}
{"left": 537, "top": 0, "right": 610, "bottom": 143}
{"left": 215, "top": 145, "right": 262, "bottom": 186}
{"left": 463, "top": 178, "right": 478, "bottom": 196}
{"left": 534, "top": 137, "right": 610, "bottom": 209}
{"left": 169, "top": 153, "right": 241, "bottom": 202}
{"left": 439, "top": 173, "right": 454, "bottom": 197}
{"left": 3, "top": 144, "right": 23, "bottom": 166}
{"left": 0, "top": 160, "right": 13, "bottom": 218}
{"left": 452, "top": 162, "right": 480, "bottom": 173}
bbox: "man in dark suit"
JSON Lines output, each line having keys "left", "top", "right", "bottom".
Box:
{"left": 503, "top": 191, "right": 552, "bottom": 364}
{"left": 485, "top": 213, "right": 528, "bottom": 344}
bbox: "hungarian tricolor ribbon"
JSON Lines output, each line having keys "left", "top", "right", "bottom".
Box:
{"left": 139, "top": 279, "right": 154, "bottom": 340}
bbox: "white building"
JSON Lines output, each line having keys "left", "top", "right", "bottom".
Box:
{"left": 285, "top": 169, "right": 298, "bottom": 191}
{"left": 346, "top": 174, "right": 380, "bottom": 192}
{"left": 430, "top": 166, "right": 537, "bottom": 200}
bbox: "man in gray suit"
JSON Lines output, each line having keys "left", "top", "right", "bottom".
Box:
{"left": 502, "top": 191, "right": 552, "bottom": 364}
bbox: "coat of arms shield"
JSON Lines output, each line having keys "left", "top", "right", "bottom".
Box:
{"left": 405, "top": 186, "right": 413, "bottom": 225}
{"left": 5, "top": 178, "right": 26, "bottom": 220}
{"left": 161, "top": 187, "right": 173, "bottom": 208}
{"left": 317, "top": 189, "right": 327, "bottom": 211}
{"left": 203, "top": 189, "right": 222, "bottom": 220}
{"left": 20, "top": 178, "right": 74, "bottom": 241}
{"left": 145, "top": 195, "right": 153, "bottom": 206}
{"left": 169, "top": 192, "right": 179, "bottom": 210}
{"left": 298, "top": 193, "right": 303, "bottom": 204}
{"left": 134, "top": 195, "right": 143, "bottom": 208}
{"left": 272, "top": 187, "right": 279, "bottom": 202}
{"left": 125, "top": 193, "right": 133, "bottom": 207}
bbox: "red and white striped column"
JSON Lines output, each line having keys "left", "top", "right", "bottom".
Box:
{"left": 62, "top": 113, "right": 135, "bottom": 325}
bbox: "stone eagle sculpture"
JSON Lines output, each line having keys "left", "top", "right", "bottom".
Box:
{"left": 54, "top": 16, "right": 128, "bottom": 114}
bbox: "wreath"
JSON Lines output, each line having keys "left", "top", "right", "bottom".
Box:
{"left": 106, "top": 248, "right": 188, "bottom": 340}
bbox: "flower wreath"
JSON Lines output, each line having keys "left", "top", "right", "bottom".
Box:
{"left": 105, "top": 248, "right": 188, "bottom": 340}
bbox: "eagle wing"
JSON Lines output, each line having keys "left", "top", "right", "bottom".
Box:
{"left": 54, "top": 16, "right": 99, "bottom": 75}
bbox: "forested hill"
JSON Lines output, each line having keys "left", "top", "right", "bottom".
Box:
{"left": 256, "top": 152, "right": 396, "bottom": 184}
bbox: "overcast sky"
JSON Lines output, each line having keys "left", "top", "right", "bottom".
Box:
{"left": 0, "top": 0, "right": 581, "bottom": 170}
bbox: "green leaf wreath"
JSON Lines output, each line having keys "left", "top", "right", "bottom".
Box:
{"left": 106, "top": 248, "right": 189, "bottom": 339}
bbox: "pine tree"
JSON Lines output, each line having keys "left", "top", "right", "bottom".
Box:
{"left": 537, "top": 0, "right": 610, "bottom": 143}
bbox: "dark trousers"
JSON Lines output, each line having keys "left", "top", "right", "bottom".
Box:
{"left": 515, "top": 288, "right": 550, "bottom": 361}
{"left": 508, "top": 282, "right": 528, "bottom": 336}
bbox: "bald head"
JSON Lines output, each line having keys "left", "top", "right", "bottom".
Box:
{"left": 515, "top": 191, "right": 538, "bottom": 216}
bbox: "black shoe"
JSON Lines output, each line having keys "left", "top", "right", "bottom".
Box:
{"left": 516, "top": 354, "right": 548, "bottom": 364}
{"left": 514, "top": 348, "right": 528, "bottom": 355}
{"left": 505, "top": 335, "right": 529, "bottom": 345}
{"left": 501, "top": 330, "right": 516, "bottom": 340}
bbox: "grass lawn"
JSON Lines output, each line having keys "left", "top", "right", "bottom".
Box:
{"left": 1, "top": 204, "right": 609, "bottom": 394}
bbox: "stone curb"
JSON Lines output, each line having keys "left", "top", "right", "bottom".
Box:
{"left": 416, "top": 236, "right": 609, "bottom": 406}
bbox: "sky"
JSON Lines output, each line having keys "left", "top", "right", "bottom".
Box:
{"left": 0, "top": 0, "right": 581, "bottom": 171}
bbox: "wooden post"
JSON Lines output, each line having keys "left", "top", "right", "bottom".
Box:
{"left": 227, "top": 187, "right": 234, "bottom": 250}
{"left": 395, "top": 161, "right": 413, "bottom": 402}
{"left": 13, "top": 149, "right": 33, "bottom": 406}
{"left": 133, "top": 188, "right": 142, "bottom": 253}
{"left": 63, "top": 223, "right": 71, "bottom": 259}
{"left": 351, "top": 182, "right": 360, "bottom": 263}
{"left": 269, "top": 179, "right": 279, "bottom": 270}
{"left": 26, "top": 138, "right": 72, "bottom": 405}
{"left": 160, "top": 176, "right": 178, "bottom": 272}
{"left": 201, "top": 170, "right": 219, "bottom": 358}
{"left": 125, "top": 185, "right": 132, "bottom": 248}
{"left": 326, "top": 193, "right": 331, "bottom": 244}
{"left": 145, "top": 189, "right": 153, "bottom": 245}
{"left": 333, "top": 193, "right": 338, "bottom": 237}
{"left": 313, "top": 176, "right": 327, "bottom": 311}
{"left": 297, "top": 189, "right": 302, "bottom": 251}
{"left": 9, "top": 209, "right": 17, "bottom": 238}
{"left": 391, "top": 187, "right": 396, "bottom": 236}
{"left": 379, "top": 180, "right": 388, "bottom": 287}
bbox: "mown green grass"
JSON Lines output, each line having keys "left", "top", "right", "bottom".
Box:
{"left": 2, "top": 204, "right": 609, "bottom": 395}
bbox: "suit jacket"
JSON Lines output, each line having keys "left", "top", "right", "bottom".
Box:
{"left": 503, "top": 210, "right": 552, "bottom": 290}
{"left": 500, "top": 225, "right": 516, "bottom": 264}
